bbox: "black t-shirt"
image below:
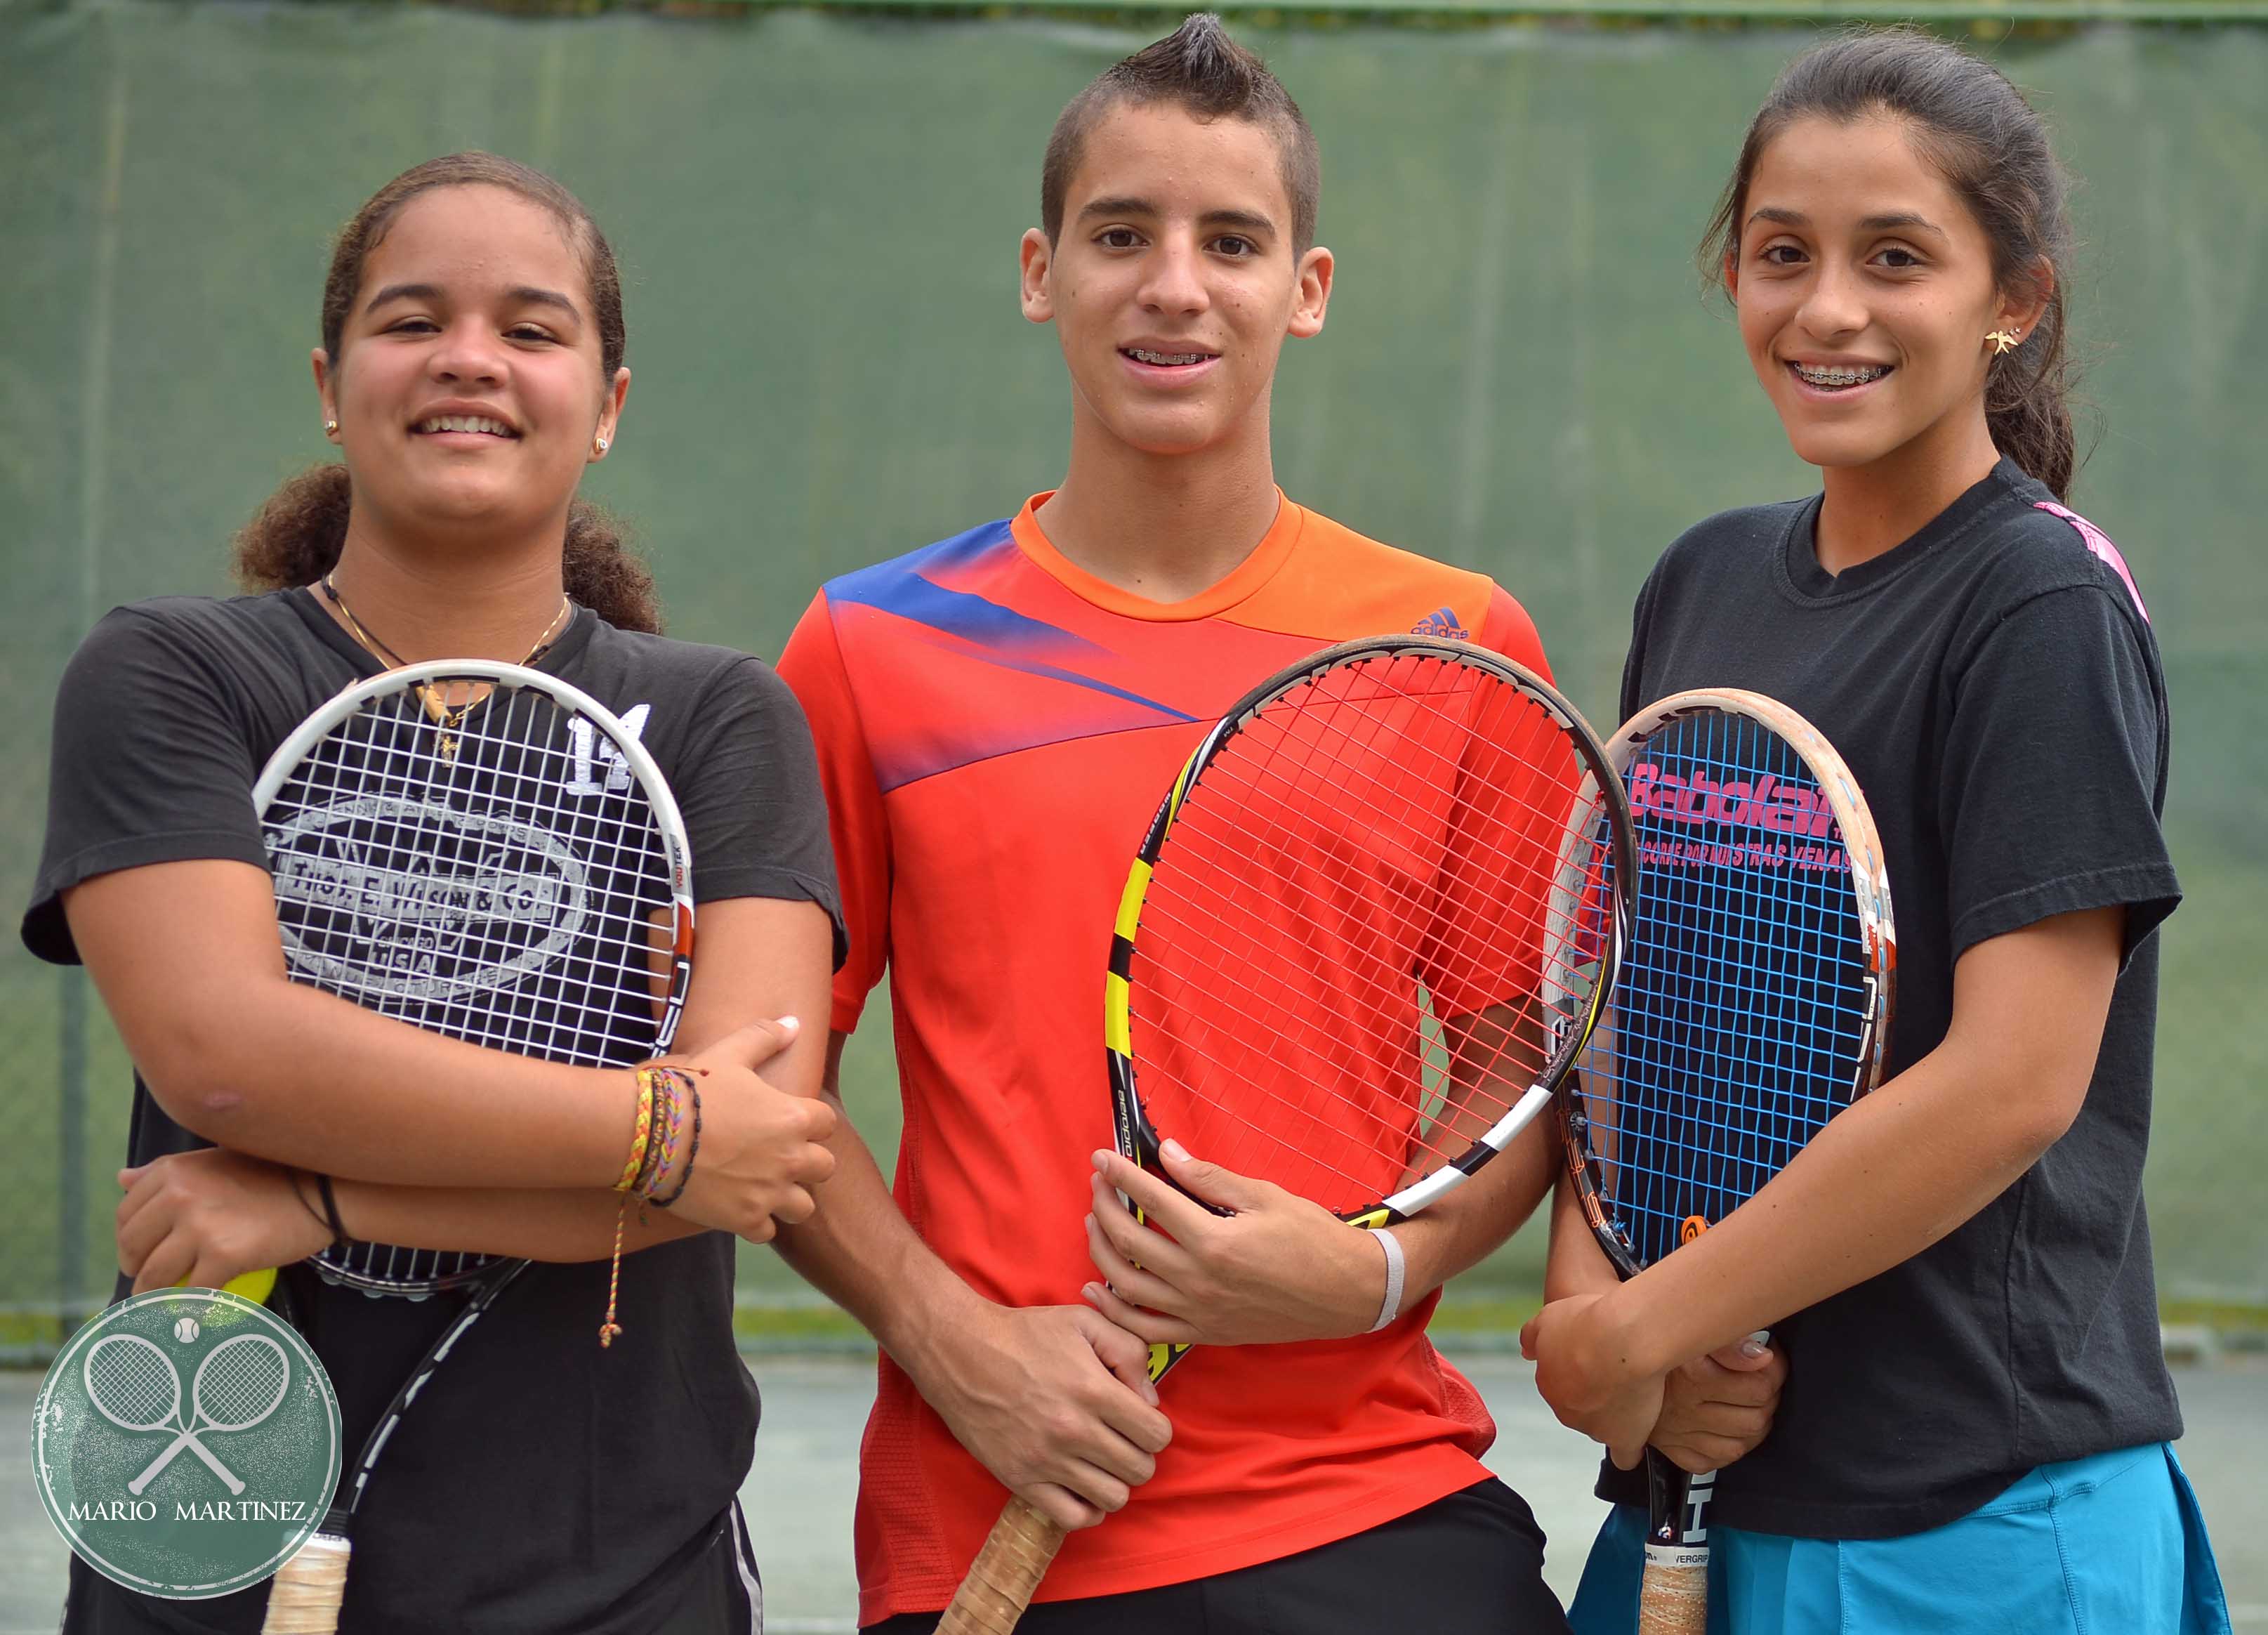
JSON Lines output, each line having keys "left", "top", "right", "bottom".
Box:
{"left": 1595, "top": 460, "right": 2182, "bottom": 1539}
{"left": 25, "top": 588, "right": 843, "bottom": 1634}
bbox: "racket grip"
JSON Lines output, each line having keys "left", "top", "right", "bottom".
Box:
{"left": 261, "top": 1529, "right": 349, "bottom": 1634}
{"left": 1637, "top": 1559, "right": 1708, "bottom": 1635}
{"left": 933, "top": 1495, "right": 1069, "bottom": 1635}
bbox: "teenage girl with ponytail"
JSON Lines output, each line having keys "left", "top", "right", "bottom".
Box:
{"left": 25, "top": 153, "right": 843, "bottom": 1633}
{"left": 1522, "top": 31, "right": 2231, "bottom": 1634}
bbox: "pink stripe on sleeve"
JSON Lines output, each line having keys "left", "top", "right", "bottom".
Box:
{"left": 2036, "top": 501, "right": 2150, "bottom": 622}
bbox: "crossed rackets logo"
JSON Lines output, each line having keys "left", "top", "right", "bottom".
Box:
{"left": 34, "top": 1289, "right": 341, "bottom": 1600}
{"left": 82, "top": 1332, "right": 293, "bottom": 1497}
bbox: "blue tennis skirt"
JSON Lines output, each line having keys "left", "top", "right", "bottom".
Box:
{"left": 1567, "top": 1443, "right": 2230, "bottom": 1635}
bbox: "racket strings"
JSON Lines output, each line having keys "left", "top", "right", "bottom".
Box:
{"left": 371, "top": 692, "right": 666, "bottom": 997}
{"left": 1142, "top": 782, "right": 1567, "bottom": 1169}
{"left": 279, "top": 689, "right": 673, "bottom": 1039}
{"left": 1134, "top": 796, "right": 1600, "bottom": 1172}
{"left": 401, "top": 690, "right": 671, "bottom": 1057}
{"left": 1154, "top": 664, "right": 1607, "bottom": 1005}
{"left": 1130, "top": 652, "right": 1616, "bottom": 1212}
{"left": 1179, "top": 707, "right": 1605, "bottom": 975}
{"left": 1161, "top": 702, "right": 1605, "bottom": 1047}
{"left": 265, "top": 680, "right": 680, "bottom": 1292}
{"left": 1578, "top": 711, "right": 1868, "bottom": 1267}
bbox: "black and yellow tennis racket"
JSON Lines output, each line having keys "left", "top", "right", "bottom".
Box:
{"left": 939, "top": 635, "right": 1636, "bottom": 1634}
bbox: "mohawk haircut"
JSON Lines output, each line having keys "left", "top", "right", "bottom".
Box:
{"left": 1041, "top": 14, "right": 1322, "bottom": 253}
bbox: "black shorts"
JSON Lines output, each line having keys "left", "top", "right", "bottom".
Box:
{"left": 868, "top": 1477, "right": 1570, "bottom": 1635}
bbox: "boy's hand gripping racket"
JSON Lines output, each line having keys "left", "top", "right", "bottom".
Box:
{"left": 1563, "top": 689, "right": 1895, "bottom": 1635}
{"left": 937, "top": 636, "right": 1636, "bottom": 1634}
{"left": 251, "top": 661, "right": 694, "bottom": 1635}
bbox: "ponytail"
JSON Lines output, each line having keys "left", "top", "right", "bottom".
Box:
{"left": 1985, "top": 284, "right": 2076, "bottom": 501}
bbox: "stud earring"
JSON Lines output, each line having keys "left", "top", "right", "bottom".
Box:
{"left": 1986, "top": 330, "right": 2022, "bottom": 355}
{"left": 594, "top": 435, "right": 610, "bottom": 456}
{"left": 324, "top": 419, "right": 339, "bottom": 435}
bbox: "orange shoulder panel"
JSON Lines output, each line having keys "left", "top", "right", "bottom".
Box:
{"left": 1230, "top": 506, "right": 1546, "bottom": 675}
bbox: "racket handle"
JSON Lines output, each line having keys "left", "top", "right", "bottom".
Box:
{"left": 262, "top": 1529, "right": 350, "bottom": 1634}
{"left": 933, "top": 1495, "right": 1068, "bottom": 1635}
{"left": 1637, "top": 1558, "right": 1708, "bottom": 1635}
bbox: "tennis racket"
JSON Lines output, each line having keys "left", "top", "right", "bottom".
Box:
{"left": 937, "top": 635, "right": 1636, "bottom": 1634}
{"left": 1562, "top": 689, "right": 1895, "bottom": 1635}
{"left": 252, "top": 659, "right": 694, "bottom": 1635}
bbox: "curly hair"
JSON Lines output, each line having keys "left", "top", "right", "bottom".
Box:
{"left": 232, "top": 152, "right": 660, "bottom": 633}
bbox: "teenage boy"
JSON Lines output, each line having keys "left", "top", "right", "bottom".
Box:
{"left": 777, "top": 18, "right": 1779, "bottom": 1631}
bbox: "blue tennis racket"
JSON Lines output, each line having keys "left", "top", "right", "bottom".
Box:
{"left": 1562, "top": 688, "right": 1895, "bottom": 1635}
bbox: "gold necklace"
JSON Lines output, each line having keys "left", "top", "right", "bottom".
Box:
{"left": 322, "top": 574, "right": 572, "bottom": 759}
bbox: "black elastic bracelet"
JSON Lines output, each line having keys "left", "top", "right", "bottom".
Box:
{"left": 289, "top": 1170, "right": 332, "bottom": 1242}
{"left": 650, "top": 1077, "right": 702, "bottom": 1210}
{"left": 315, "top": 1172, "right": 351, "bottom": 1249}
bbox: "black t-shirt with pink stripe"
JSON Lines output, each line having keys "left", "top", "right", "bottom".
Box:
{"left": 1600, "top": 459, "right": 2181, "bottom": 1538}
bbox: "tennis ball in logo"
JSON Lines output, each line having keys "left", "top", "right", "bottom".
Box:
{"left": 33, "top": 1289, "right": 340, "bottom": 1599}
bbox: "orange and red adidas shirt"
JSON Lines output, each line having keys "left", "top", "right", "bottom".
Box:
{"left": 777, "top": 492, "right": 1550, "bottom": 1623}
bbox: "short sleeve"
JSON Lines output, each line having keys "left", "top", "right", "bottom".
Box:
{"left": 1477, "top": 585, "right": 1552, "bottom": 684}
{"left": 21, "top": 608, "right": 270, "bottom": 964}
{"left": 776, "top": 593, "right": 892, "bottom": 1034}
{"left": 671, "top": 656, "right": 848, "bottom": 971}
{"left": 1940, "top": 585, "right": 2178, "bottom": 964}
{"left": 1618, "top": 560, "right": 1661, "bottom": 726}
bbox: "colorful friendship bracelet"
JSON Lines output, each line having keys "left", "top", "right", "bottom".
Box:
{"left": 613, "top": 1067, "right": 657, "bottom": 1195}
{"left": 636, "top": 1065, "right": 690, "bottom": 1200}
{"left": 649, "top": 1072, "right": 702, "bottom": 1211}
{"left": 600, "top": 1063, "right": 700, "bottom": 1346}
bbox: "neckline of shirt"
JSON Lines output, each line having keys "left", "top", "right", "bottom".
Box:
{"left": 1008, "top": 488, "right": 1306, "bottom": 623}
{"left": 1776, "top": 458, "right": 2028, "bottom": 606}
{"left": 283, "top": 583, "right": 598, "bottom": 675}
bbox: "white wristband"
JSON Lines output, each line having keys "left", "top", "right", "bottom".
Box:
{"left": 1367, "top": 1227, "right": 1407, "bottom": 1333}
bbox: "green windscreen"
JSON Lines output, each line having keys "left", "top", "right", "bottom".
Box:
{"left": 3, "top": 3, "right": 2260, "bottom": 1348}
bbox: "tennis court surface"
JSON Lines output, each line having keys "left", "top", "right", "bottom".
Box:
{"left": 6, "top": 1349, "right": 2260, "bottom": 1633}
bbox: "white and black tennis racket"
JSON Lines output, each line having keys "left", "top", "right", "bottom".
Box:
{"left": 1563, "top": 689, "right": 1895, "bottom": 1635}
{"left": 253, "top": 660, "right": 693, "bottom": 1635}
{"left": 939, "top": 635, "right": 1636, "bottom": 1634}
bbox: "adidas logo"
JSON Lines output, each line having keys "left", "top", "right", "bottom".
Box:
{"left": 1412, "top": 608, "right": 1468, "bottom": 640}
